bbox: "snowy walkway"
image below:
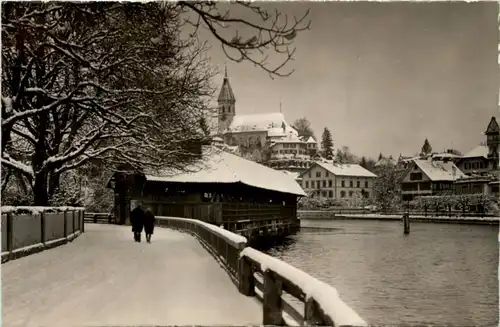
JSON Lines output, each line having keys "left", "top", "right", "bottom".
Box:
{"left": 2, "top": 224, "right": 262, "bottom": 327}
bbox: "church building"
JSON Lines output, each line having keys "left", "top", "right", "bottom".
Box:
{"left": 216, "top": 68, "right": 318, "bottom": 169}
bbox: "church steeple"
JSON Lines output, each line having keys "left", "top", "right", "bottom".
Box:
{"left": 217, "top": 65, "right": 236, "bottom": 135}
{"left": 485, "top": 116, "right": 499, "bottom": 169}
{"left": 218, "top": 65, "right": 236, "bottom": 103}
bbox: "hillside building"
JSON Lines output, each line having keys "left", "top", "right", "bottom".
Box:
{"left": 215, "top": 68, "right": 318, "bottom": 170}
{"left": 298, "top": 162, "right": 377, "bottom": 200}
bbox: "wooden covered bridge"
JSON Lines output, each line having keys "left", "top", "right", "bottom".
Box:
{"left": 107, "top": 146, "right": 306, "bottom": 245}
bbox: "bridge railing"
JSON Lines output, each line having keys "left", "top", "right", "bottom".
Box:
{"left": 239, "top": 247, "right": 367, "bottom": 326}
{"left": 156, "top": 216, "right": 367, "bottom": 327}
{"left": 156, "top": 216, "right": 246, "bottom": 283}
{"left": 1, "top": 206, "right": 85, "bottom": 263}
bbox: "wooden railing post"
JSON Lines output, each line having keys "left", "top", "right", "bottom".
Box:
{"left": 40, "top": 212, "right": 46, "bottom": 244}
{"left": 304, "top": 297, "right": 325, "bottom": 326}
{"left": 238, "top": 256, "right": 255, "bottom": 296}
{"left": 81, "top": 210, "right": 85, "bottom": 232}
{"left": 263, "top": 270, "right": 284, "bottom": 325}
{"left": 6, "top": 212, "right": 13, "bottom": 253}
{"left": 63, "top": 211, "right": 68, "bottom": 238}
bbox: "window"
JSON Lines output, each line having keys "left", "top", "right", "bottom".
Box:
{"left": 365, "top": 192, "right": 369, "bottom": 198}
{"left": 323, "top": 180, "right": 326, "bottom": 187}
{"left": 322, "top": 191, "right": 327, "bottom": 197}
{"left": 349, "top": 180, "right": 353, "bottom": 187}
{"left": 349, "top": 191, "right": 353, "bottom": 197}
{"left": 356, "top": 181, "right": 360, "bottom": 188}
{"left": 340, "top": 191, "right": 346, "bottom": 198}
{"left": 316, "top": 171, "right": 321, "bottom": 178}
{"left": 410, "top": 173, "right": 423, "bottom": 181}
{"left": 365, "top": 181, "right": 369, "bottom": 188}
{"left": 465, "top": 163, "right": 470, "bottom": 169}
{"left": 341, "top": 180, "right": 345, "bottom": 187}
{"left": 308, "top": 172, "right": 311, "bottom": 178}
{"left": 329, "top": 190, "right": 333, "bottom": 198}
{"left": 202, "top": 193, "right": 213, "bottom": 202}
{"left": 305, "top": 181, "right": 309, "bottom": 188}
{"left": 326, "top": 171, "right": 329, "bottom": 177}
{"left": 311, "top": 181, "right": 315, "bottom": 188}
{"left": 328, "top": 180, "right": 333, "bottom": 188}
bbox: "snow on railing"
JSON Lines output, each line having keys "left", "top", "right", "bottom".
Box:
{"left": 239, "top": 247, "right": 367, "bottom": 327}
{"left": 1, "top": 206, "right": 85, "bottom": 215}
{"left": 1, "top": 206, "right": 85, "bottom": 263}
{"left": 157, "top": 216, "right": 367, "bottom": 326}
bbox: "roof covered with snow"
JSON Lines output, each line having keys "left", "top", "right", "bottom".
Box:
{"left": 271, "top": 132, "right": 303, "bottom": 144}
{"left": 144, "top": 147, "right": 305, "bottom": 196}
{"left": 462, "top": 145, "right": 488, "bottom": 159}
{"left": 281, "top": 170, "right": 301, "bottom": 180}
{"left": 304, "top": 136, "right": 317, "bottom": 144}
{"left": 412, "top": 159, "right": 466, "bottom": 181}
{"left": 431, "top": 152, "right": 461, "bottom": 159}
{"left": 211, "top": 136, "right": 224, "bottom": 143}
{"left": 226, "top": 112, "right": 297, "bottom": 136}
{"left": 303, "top": 162, "right": 377, "bottom": 178}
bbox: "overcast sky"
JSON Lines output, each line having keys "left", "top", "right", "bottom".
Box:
{"left": 196, "top": 1, "right": 498, "bottom": 159}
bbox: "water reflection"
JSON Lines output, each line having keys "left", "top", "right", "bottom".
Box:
{"left": 263, "top": 220, "right": 498, "bottom": 326}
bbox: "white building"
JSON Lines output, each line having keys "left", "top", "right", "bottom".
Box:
{"left": 298, "top": 162, "right": 377, "bottom": 199}
{"left": 216, "top": 68, "right": 318, "bottom": 170}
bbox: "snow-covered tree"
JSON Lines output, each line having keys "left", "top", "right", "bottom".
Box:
{"left": 343, "top": 191, "right": 364, "bottom": 208}
{"left": 320, "top": 127, "right": 334, "bottom": 159}
{"left": 292, "top": 117, "right": 314, "bottom": 138}
{"left": 360, "top": 156, "right": 367, "bottom": 168}
{"left": 336, "top": 145, "right": 356, "bottom": 164}
{"left": 2, "top": 2, "right": 309, "bottom": 205}
{"left": 372, "top": 164, "right": 400, "bottom": 213}
{"left": 420, "top": 138, "right": 433, "bottom": 156}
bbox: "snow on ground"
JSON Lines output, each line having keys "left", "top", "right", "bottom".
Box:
{"left": 2, "top": 224, "right": 262, "bottom": 327}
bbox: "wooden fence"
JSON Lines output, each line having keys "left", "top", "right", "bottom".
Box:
{"left": 1, "top": 207, "right": 85, "bottom": 263}
{"left": 156, "top": 216, "right": 366, "bottom": 327}
{"left": 84, "top": 212, "right": 114, "bottom": 224}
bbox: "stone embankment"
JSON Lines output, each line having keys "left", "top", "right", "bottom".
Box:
{"left": 298, "top": 210, "right": 499, "bottom": 225}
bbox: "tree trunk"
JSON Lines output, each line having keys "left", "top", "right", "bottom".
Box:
{"left": 48, "top": 169, "right": 62, "bottom": 201}
{"left": 33, "top": 171, "right": 49, "bottom": 206}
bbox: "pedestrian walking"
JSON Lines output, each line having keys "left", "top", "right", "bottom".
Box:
{"left": 144, "top": 207, "right": 156, "bottom": 243}
{"left": 130, "top": 202, "right": 145, "bottom": 242}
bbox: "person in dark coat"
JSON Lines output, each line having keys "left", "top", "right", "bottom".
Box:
{"left": 143, "top": 207, "right": 156, "bottom": 243}
{"left": 130, "top": 203, "right": 145, "bottom": 242}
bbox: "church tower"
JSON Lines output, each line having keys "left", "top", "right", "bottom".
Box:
{"left": 217, "top": 66, "right": 236, "bottom": 135}
{"left": 485, "top": 116, "right": 500, "bottom": 170}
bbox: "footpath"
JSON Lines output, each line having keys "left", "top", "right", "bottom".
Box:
{"left": 2, "top": 224, "right": 262, "bottom": 327}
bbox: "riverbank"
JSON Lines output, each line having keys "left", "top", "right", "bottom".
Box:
{"left": 298, "top": 211, "right": 499, "bottom": 225}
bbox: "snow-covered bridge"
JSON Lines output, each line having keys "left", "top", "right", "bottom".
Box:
{"left": 2, "top": 216, "right": 367, "bottom": 327}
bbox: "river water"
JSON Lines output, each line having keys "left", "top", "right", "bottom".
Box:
{"left": 263, "top": 219, "right": 499, "bottom": 326}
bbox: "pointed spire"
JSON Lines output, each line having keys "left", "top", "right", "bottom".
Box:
{"left": 485, "top": 116, "right": 499, "bottom": 134}
{"left": 218, "top": 65, "right": 235, "bottom": 103}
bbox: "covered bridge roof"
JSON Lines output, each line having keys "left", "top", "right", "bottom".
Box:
{"left": 144, "top": 147, "right": 306, "bottom": 197}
